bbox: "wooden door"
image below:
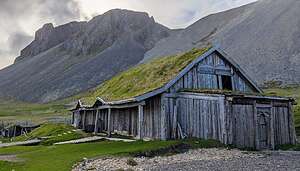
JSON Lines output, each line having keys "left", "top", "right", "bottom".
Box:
{"left": 257, "top": 107, "right": 271, "bottom": 149}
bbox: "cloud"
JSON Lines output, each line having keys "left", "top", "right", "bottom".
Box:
{"left": 0, "top": 0, "right": 81, "bottom": 69}
{"left": 77, "top": 0, "right": 257, "bottom": 28}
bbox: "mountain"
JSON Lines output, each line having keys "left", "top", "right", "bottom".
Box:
{"left": 1, "top": 0, "right": 300, "bottom": 103}
{"left": 143, "top": 0, "right": 300, "bottom": 86}
{"left": 0, "top": 9, "right": 171, "bottom": 103}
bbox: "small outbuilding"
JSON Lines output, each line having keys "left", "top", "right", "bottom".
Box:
{"left": 71, "top": 46, "right": 296, "bottom": 150}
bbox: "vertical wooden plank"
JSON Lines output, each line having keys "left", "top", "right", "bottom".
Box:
{"left": 161, "top": 98, "right": 167, "bottom": 140}
{"left": 94, "top": 109, "right": 99, "bottom": 134}
{"left": 288, "top": 102, "right": 296, "bottom": 144}
{"left": 107, "top": 108, "right": 112, "bottom": 137}
{"left": 253, "top": 101, "right": 259, "bottom": 149}
{"left": 219, "top": 96, "right": 225, "bottom": 143}
{"left": 172, "top": 98, "right": 178, "bottom": 139}
{"left": 269, "top": 102, "right": 275, "bottom": 149}
{"left": 82, "top": 110, "right": 86, "bottom": 130}
{"left": 137, "top": 105, "right": 144, "bottom": 139}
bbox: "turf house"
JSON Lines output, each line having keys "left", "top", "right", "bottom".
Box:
{"left": 71, "top": 46, "right": 296, "bottom": 150}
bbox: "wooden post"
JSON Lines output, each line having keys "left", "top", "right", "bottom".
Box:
{"left": 94, "top": 109, "right": 99, "bottom": 134}
{"left": 253, "top": 100, "right": 259, "bottom": 149}
{"left": 137, "top": 105, "right": 144, "bottom": 139}
{"left": 270, "top": 102, "right": 275, "bottom": 149}
{"left": 107, "top": 108, "right": 112, "bottom": 137}
{"left": 172, "top": 98, "right": 178, "bottom": 139}
{"left": 288, "top": 102, "right": 297, "bottom": 144}
{"left": 219, "top": 96, "right": 226, "bottom": 144}
{"left": 82, "top": 110, "right": 86, "bottom": 130}
{"left": 161, "top": 98, "right": 167, "bottom": 140}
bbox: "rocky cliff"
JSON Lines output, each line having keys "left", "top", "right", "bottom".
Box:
{"left": 0, "top": 9, "right": 171, "bottom": 102}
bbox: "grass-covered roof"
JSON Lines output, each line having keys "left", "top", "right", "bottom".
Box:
{"left": 78, "top": 47, "right": 211, "bottom": 104}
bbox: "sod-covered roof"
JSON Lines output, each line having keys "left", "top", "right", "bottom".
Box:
{"left": 79, "top": 47, "right": 211, "bottom": 104}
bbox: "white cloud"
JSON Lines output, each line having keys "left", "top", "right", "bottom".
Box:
{"left": 76, "top": 0, "right": 257, "bottom": 28}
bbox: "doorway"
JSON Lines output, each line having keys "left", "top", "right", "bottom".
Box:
{"left": 257, "top": 107, "right": 271, "bottom": 149}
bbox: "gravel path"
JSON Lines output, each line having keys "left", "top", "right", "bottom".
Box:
{"left": 54, "top": 136, "right": 135, "bottom": 145}
{"left": 73, "top": 148, "right": 300, "bottom": 171}
{"left": 0, "top": 139, "right": 41, "bottom": 148}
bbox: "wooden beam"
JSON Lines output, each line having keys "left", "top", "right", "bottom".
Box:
{"left": 94, "top": 109, "right": 99, "bottom": 134}
{"left": 137, "top": 105, "right": 144, "bottom": 139}
{"left": 270, "top": 102, "right": 275, "bottom": 149}
{"left": 172, "top": 99, "right": 178, "bottom": 139}
{"left": 161, "top": 98, "right": 167, "bottom": 140}
{"left": 288, "top": 102, "right": 297, "bottom": 144}
{"left": 82, "top": 111, "right": 86, "bottom": 130}
{"left": 107, "top": 108, "right": 112, "bottom": 137}
{"left": 253, "top": 101, "right": 259, "bottom": 149}
{"left": 96, "top": 101, "right": 146, "bottom": 110}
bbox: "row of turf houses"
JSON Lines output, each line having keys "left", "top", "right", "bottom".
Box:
{"left": 71, "top": 46, "right": 297, "bottom": 150}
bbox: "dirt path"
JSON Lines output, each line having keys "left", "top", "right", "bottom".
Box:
{"left": 0, "top": 154, "right": 22, "bottom": 162}
{"left": 54, "top": 136, "right": 135, "bottom": 145}
{"left": 0, "top": 139, "right": 41, "bottom": 148}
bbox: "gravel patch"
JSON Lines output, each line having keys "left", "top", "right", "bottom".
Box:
{"left": 73, "top": 148, "right": 291, "bottom": 171}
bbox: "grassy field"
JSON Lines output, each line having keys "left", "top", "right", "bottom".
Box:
{"left": 0, "top": 139, "right": 223, "bottom": 171}
{"left": 0, "top": 123, "right": 88, "bottom": 145}
{"left": 0, "top": 99, "right": 70, "bottom": 124}
{"left": 264, "top": 86, "right": 300, "bottom": 134}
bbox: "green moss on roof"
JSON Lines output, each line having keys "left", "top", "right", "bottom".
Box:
{"left": 79, "top": 47, "right": 211, "bottom": 104}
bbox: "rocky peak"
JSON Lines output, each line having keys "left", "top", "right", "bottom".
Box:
{"left": 35, "top": 23, "right": 54, "bottom": 41}
{"left": 63, "top": 9, "right": 170, "bottom": 55}
{"left": 15, "top": 21, "right": 87, "bottom": 63}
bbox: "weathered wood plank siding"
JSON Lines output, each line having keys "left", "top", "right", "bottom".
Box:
{"left": 163, "top": 93, "right": 226, "bottom": 143}
{"left": 230, "top": 99, "right": 296, "bottom": 149}
{"left": 142, "top": 95, "right": 162, "bottom": 139}
{"left": 168, "top": 52, "right": 257, "bottom": 93}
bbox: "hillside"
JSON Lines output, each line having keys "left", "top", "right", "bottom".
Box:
{"left": 1, "top": 0, "right": 300, "bottom": 103}
{"left": 0, "top": 9, "right": 171, "bottom": 103}
{"left": 76, "top": 47, "right": 211, "bottom": 104}
{"left": 144, "top": 0, "right": 300, "bottom": 86}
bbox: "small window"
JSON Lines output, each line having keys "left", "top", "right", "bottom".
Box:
{"left": 221, "top": 75, "right": 232, "bottom": 90}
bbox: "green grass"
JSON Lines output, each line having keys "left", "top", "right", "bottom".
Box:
{"left": 276, "top": 143, "right": 300, "bottom": 151}
{"left": 0, "top": 99, "right": 70, "bottom": 123}
{"left": 1, "top": 123, "right": 88, "bottom": 145}
{"left": 75, "top": 47, "right": 211, "bottom": 105}
{"left": 264, "top": 86, "right": 300, "bottom": 135}
{"left": 0, "top": 139, "right": 221, "bottom": 171}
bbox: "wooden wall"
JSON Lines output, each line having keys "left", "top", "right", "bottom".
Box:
{"left": 142, "top": 95, "right": 162, "bottom": 139}
{"left": 162, "top": 93, "right": 226, "bottom": 142}
{"left": 168, "top": 52, "right": 257, "bottom": 93}
{"left": 110, "top": 108, "right": 138, "bottom": 136}
{"left": 230, "top": 99, "right": 296, "bottom": 149}
{"left": 162, "top": 92, "right": 296, "bottom": 150}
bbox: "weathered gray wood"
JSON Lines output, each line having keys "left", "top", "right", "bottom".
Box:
{"left": 137, "top": 105, "right": 144, "bottom": 139}
{"left": 160, "top": 98, "right": 167, "bottom": 140}
{"left": 172, "top": 99, "right": 178, "bottom": 139}
{"left": 94, "top": 109, "right": 99, "bottom": 134}
{"left": 253, "top": 101, "right": 259, "bottom": 149}
{"left": 288, "top": 102, "right": 296, "bottom": 144}
{"left": 82, "top": 111, "right": 86, "bottom": 130}
{"left": 107, "top": 108, "right": 112, "bottom": 137}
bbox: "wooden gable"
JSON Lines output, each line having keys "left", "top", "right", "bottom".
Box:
{"left": 136, "top": 47, "right": 262, "bottom": 101}
{"left": 168, "top": 50, "right": 259, "bottom": 93}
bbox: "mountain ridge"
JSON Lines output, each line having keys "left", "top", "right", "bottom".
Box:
{"left": 1, "top": 0, "right": 300, "bottom": 103}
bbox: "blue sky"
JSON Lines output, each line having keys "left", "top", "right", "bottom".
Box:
{"left": 0, "top": 0, "right": 257, "bottom": 69}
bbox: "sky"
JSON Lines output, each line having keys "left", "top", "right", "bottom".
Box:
{"left": 0, "top": 0, "right": 257, "bottom": 69}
